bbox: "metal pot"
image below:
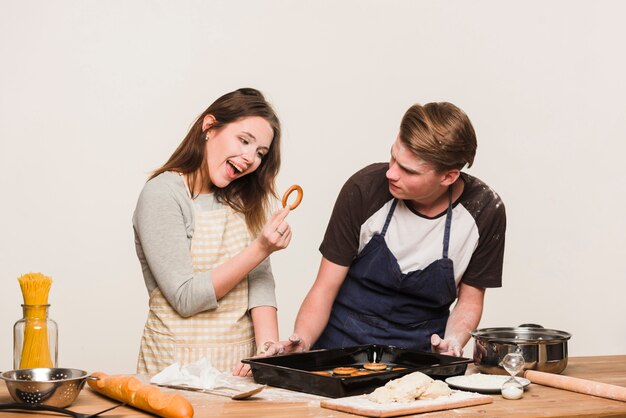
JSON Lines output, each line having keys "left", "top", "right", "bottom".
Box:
{"left": 470, "top": 324, "right": 571, "bottom": 375}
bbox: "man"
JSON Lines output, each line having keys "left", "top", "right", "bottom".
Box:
{"left": 272, "top": 101, "right": 505, "bottom": 357}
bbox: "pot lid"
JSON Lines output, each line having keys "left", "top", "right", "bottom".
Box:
{"left": 470, "top": 326, "right": 571, "bottom": 343}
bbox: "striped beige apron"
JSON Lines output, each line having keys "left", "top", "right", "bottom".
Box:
{"left": 137, "top": 194, "right": 255, "bottom": 374}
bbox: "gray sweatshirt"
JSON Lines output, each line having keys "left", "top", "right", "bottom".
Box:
{"left": 133, "top": 171, "right": 276, "bottom": 317}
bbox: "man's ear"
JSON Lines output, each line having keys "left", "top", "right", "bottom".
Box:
{"left": 202, "top": 114, "right": 217, "bottom": 131}
{"left": 441, "top": 169, "right": 460, "bottom": 186}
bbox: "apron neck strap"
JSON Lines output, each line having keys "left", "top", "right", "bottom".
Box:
{"left": 442, "top": 186, "right": 453, "bottom": 259}
{"left": 381, "top": 199, "right": 399, "bottom": 236}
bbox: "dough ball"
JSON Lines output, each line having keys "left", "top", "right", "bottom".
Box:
{"left": 419, "top": 380, "right": 452, "bottom": 399}
{"left": 385, "top": 371, "right": 433, "bottom": 402}
{"left": 386, "top": 371, "right": 432, "bottom": 391}
{"left": 367, "top": 386, "right": 395, "bottom": 403}
{"left": 367, "top": 371, "right": 435, "bottom": 404}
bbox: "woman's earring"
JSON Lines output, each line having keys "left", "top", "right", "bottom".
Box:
{"left": 205, "top": 133, "right": 210, "bottom": 141}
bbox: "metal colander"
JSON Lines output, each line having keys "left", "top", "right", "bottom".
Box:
{"left": 1, "top": 368, "right": 91, "bottom": 408}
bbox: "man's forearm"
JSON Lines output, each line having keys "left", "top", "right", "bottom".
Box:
{"left": 445, "top": 284, "right": 485, "bottom": 347}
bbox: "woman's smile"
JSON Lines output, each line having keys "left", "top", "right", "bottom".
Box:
{"left": 226, "top": 159, "right": 246, "bottom": 178}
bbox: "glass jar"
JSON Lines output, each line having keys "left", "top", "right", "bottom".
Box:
{"left": 13, "top": 304, "right": 58, "bottom": 369}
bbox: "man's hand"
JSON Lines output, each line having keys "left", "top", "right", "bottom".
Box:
{"left": 263, "top": 334, "right": 309, "bottom": 356}
{"left": 430, "top": 334, "right": 463, "bottom": 357}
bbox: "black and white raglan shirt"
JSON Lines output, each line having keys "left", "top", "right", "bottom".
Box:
{"left": 319, "top": 163, "right": 506, "bottom": 288}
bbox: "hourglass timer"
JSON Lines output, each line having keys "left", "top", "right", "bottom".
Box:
{"left": 501, "top": 351, "right": 525, "bottom": 400}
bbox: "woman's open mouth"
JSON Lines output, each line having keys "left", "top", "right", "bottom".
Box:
{"left": 226, "top": 160, "right": 244, "bottom": 178}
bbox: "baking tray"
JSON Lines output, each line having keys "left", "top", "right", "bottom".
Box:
{"left": 242, "top": 344, "right": 472, "bottom": 398}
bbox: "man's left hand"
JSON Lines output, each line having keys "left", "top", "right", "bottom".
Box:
{"left": 430, "top": 334, "right": 463, "bottom": 357}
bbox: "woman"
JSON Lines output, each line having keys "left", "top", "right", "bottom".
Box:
{"left": 133, "top": 88, "right": 290, "bottom": 376}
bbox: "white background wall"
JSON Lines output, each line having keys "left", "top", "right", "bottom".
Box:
{"left": 1, "top": 0, "right": 625, "bottom": 374}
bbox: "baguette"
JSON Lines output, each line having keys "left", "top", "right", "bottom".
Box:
{"left": 88, "top": 372, "right": 194, "bottom": 418}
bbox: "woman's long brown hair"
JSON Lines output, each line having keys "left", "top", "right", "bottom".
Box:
{"left": 150, "top": 88, "right": 281, "bottom": 235}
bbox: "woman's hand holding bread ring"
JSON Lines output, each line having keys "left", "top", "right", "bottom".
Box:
{"left": 257, "top": 207, "right": 291, "bottom": 254}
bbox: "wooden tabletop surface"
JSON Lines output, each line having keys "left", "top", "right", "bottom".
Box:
{"left": 1, "top": 355, "right": 625, "bottom": 417}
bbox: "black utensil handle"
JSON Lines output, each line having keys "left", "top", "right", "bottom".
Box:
{"left": 0, "top": 402, "right": 79, "bottom": 417}
{"left": 86, "top": 402, "right": 127, "bottom": 417}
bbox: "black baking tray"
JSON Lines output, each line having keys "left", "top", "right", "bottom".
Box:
{"left": 242, "top": 344, "right": 472, "bottom": 398}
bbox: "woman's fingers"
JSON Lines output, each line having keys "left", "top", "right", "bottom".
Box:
{"left": 274, "top": 222, "right": 291, "bottom": 240}
{"left": 271, "top": 207, "right": 290, "bottom": 226}
{"left": 233, "top": 362, "right": 252, "bottom": 376}
{"left": 233, "top": 361, "right": 245, "bottom": 376}
{"left": 264, "top": 208, "right": 288, "bottom": 235}
{"left": 282, "top": 228, "right": 292, "bottom": 247}
{"left": 259, "top": 207, "right": 293, "bottom": 250}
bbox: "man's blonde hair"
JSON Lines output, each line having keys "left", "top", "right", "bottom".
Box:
{"left": 399, "top": 102, "right": 477, "bottom": 172}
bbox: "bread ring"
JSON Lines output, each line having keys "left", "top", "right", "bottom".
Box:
{"left": 311, "top": 370, "right": 332, "bottom": 376}
{"left": 350, "top": 371, "right": 372, "bottom": 376}
{"left": 332, "top": 367, "right": 358, "bottom": 375}
{"left": 282, "top": 184, "right": 303, "bottom": 210}
{"left": 363, "top": 362, "right": 388, "bottom": 371}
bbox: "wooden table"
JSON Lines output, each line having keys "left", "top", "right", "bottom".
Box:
{"left": 1, "top": 355, "right": 625, "bottom": 417}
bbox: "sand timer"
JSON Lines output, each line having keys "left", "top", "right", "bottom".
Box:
{"left": 501, "top": 351, "right": 525, "bottom": 400}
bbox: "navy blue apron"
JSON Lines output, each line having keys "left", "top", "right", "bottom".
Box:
{"left": 314, "top": 188, "right": 457, "bottom": 352}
